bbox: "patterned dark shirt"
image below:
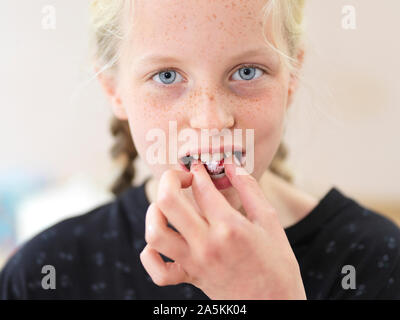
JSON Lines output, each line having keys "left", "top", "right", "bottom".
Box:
{"left": 1, "top": 181, "right": 400, "bottom": 299}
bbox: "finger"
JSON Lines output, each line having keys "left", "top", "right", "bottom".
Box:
{"left": 145, "top": 203, "right": 189, "bottom": 263}
{"left": 224, "top": 155, "right": 275, "bottom": 226}
{"left": 140, "top": 244, "right": 189, "bottom": 286}
{"left": 165, "top": 169, "right": 193, "bottom": 189}
{"left": 157, "top": 169, "right": 208, "bottom": 245}
{"left": 190, "top": 159, "right": 234, "bottom": 223}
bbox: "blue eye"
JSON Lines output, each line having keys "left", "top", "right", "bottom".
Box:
{"left": 151, "top": 64, "right": 265, "bottom": 86}
{"left": 152, "top": 70, "right": 184, "bottom": 85}
{"left": 232, "top": 65, "right": 264, "bottom": 81}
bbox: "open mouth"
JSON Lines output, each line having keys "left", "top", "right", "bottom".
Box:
{"left": 179, "top": 150, "right": 245, "bottom": 179}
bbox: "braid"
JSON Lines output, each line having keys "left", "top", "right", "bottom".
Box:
{"left": 109, "top": 116, "right": 138, "bottom": 196}
{"left": 269, "top": 142, "right": 293, "bottom": 184}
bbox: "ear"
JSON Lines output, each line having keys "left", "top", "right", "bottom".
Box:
{"left": 95, "top": 67, "right": 128, "bottom": 120}
{"left": 286, "top": 47, "right": 305, "bottom": 110}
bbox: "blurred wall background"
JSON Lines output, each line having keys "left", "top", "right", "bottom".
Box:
{"left": 0, "top": 0, "right": 399, "bottom": 268}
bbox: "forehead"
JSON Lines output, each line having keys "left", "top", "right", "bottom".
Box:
{"left": 121, "top": 0, "right": 279, "bottom": 67}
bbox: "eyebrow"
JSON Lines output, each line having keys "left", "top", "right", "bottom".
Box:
{"left": 137, "top": 47, "right": 276, "bottom": 65}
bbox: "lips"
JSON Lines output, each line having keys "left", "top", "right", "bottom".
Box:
{"left": 179, "top": 150, "right": 245, "bottom": 178}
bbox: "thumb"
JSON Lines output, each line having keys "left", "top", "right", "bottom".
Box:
{"left": 224, "top": 155, "right": 276, "bottom": 225}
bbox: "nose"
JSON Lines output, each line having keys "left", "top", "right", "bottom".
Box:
{"left": 189, "top": 88, "right": 235, "bottom": 131}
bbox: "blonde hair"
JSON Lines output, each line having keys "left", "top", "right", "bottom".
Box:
{"left": 89, "top": 0, "right": 307, "bottom": 195}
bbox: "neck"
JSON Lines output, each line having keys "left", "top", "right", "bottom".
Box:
{"left": 259, "top": 170, "right": 318, "bottom": 228}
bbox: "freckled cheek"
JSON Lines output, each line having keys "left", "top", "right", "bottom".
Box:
{"left": 235, "top": 91, "right": 286, "bottom": 173}
{"left": 128, "top": 119, "right": 174, "bottom": 178}
{"left": 123, "top": 97, "right": 186, "bottom": 173}
{"left": 236, "top": 93, "right": 285, "bottom": 137}
{"left": 146, "top": 86, "right": 185, "bottom": 102}
{"left": 128, "top": 89, "right": 186, "bottom": 119}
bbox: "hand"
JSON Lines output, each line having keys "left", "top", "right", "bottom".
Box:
{"left": 140, "top": 156, "right": 307, "bottom": 300}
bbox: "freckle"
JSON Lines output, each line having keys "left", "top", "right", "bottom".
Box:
{"left": 212, "top": 14, "right": 217, "bottom": 19}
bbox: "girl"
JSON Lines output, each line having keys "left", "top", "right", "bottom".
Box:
{"left": 1, "top": 0, "right": 399, "bottom": 299}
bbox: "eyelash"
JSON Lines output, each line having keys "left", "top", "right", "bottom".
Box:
{"left": 149, "top": 64, "right": 267, "bottom": 87}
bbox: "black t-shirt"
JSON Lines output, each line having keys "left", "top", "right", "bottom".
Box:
{"left": 1, "top": 181, "right": 400, "bottom": 300}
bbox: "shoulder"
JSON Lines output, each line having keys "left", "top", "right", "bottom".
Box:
{"left": 311, "top": 188, "right": 400, "bottom": 299}
{"left": 0, "top": 184, "right": 149, "bottom": 299}
{"left": 325, "top": 190, "right": 400, "bottom": 251}
{"left": 0, "top": 183, "right": 148, "bottom": 300}
{"left": 0, "top": 200, "right": 114, "bottom": 299}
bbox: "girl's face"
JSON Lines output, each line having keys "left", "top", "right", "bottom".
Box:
{"left": 110, "top": 0, "right": 299, "bottom": 207}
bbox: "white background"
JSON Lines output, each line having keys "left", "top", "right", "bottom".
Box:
{"left": 0, "top": 0, "right": 399, "bottom": 258}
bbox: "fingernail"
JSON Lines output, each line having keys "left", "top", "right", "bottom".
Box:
{"left": 190, "top": 159, "right": 200, "bottom": 171}
{"left": 235, "top": 166, "right": 249, "bottom": 176}
{"left": 223, "top": 154, "right": 234, "bottom": 166}
{"left": 234, "top": 155, "right": 241, "bottom": 167}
